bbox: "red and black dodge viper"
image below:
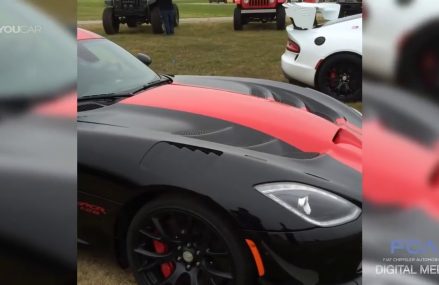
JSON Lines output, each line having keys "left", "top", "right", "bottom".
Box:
{"left": 78, "top": 29, "right": 362, "bottom": 285}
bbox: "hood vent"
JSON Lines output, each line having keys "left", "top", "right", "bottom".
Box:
{"left": 333, "top": 128, "right": 361, "bottom": 148}
{"left": 78, "top": 102, "right": 105, "bottom": 112}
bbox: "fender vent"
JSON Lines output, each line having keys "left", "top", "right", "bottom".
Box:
{"left": 167, "top": 142, "right": 223, "bottom": 156}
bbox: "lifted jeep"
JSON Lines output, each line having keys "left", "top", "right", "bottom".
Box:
{"left": 102, "top": 0, "right": 179, "bottom": 34}
{"left": 233, "top": 0, "right": 287, "bottom": 31}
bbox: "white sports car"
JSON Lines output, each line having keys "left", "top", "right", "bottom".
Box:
{"left": 281, "top": 3, "right": 362, "bottom": 102}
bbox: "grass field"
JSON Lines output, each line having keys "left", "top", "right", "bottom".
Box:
{"left": 81, "top": 22, "right": 288, "bottom": 80}
{"left": 78, "top": 0, "right": 235, "bottom": 20}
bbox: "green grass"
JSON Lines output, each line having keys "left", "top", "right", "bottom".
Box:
{"left": 78, "top": 0, "right": 103, "bottom": 20}
{"left": 80, "top": 22, "right": 362, "bottom": 109}
{"left": 78, "top": 0, "right": 235, "bottom": 21}
{"left": 177, "top": 1, "right": 235, "bottom": 18}
{"left": 83, "top": 22, "right": 288, "bottom": 81}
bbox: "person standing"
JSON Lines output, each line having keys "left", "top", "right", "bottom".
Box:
{"left": 158, "top": 0, "right": 175, "bottom": 35}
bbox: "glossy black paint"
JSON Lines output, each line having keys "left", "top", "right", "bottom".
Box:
{"left": 78, "top": 76, "right": 362, "bottom": 284}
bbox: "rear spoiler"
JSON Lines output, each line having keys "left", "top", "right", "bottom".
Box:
{"left": 283, "top": 2, "right": 340, "bottom": 30}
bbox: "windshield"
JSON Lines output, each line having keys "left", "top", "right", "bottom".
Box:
{"left": 78, "top": 38, "right": 160, "bottom": 98}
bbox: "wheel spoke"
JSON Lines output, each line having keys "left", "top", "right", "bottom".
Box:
{"left": 190, "top": 269, "right": 200, "bottom": 285}
{"left": 204, "top": 265, "right": 233, "bottom": 280}
{"left": 134, "top": 247, "right": 173, "bottom": 260}
{"left": 137, "top": 260, "right": 160, "bottom": 272}
{"left": 139, "top": 229, "right": 161, "bottom": 241}
{"left": 209, "top": 277, "right": 218, "bottom": 285}
{"left": 205, "top": 248, "right": 228, "bottom": 257}
{"left": 152, "top": 217, "right": 179, "bottom": 244}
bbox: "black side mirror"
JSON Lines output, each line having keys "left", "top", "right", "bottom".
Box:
{"left": 136, "top": 53, "right": 152, "bottom": 66}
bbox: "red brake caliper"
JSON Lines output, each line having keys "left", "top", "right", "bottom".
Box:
{"left": 153, "top": 240, "right": 175, "bottom": 278}
{"left": 420, "top": 51, "right": 438, "bottom": 86}
{"left": 329, "top": 69, "right": 337, "bottom": 88}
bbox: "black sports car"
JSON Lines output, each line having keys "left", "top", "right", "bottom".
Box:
{"left": 78, "top": 29, "right": 362, "bottom": 285}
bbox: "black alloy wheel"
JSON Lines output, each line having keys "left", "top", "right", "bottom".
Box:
{"left": 127, "top": 196, "right": 255, "bottom": 285}
{"left": 317, "top": 54, "right": 362, "bottom": 102}
{"left": 398, "top": 33, "right": 439, "bottom": 100}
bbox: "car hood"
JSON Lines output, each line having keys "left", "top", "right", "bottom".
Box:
{"left": 78, "top": 76, "right": 361, "bottom": 172}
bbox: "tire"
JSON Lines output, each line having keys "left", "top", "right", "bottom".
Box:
{"left": 150, "top": 6, "right": 163, "bottom": 34}
{"left": 127, "top": 195, "right": 256, "bottom": 285}
{"left": 102, "top": 7, "right": 120, "bottom": 35}
{"left": 173, "top": 4, "right": 180, "bottom": 27}
{"left": 316, "top": 54, "right": 362, "bottom": 102}
{"left": 276, "top": 5, "right": 286, "bottom": 30}
{"left": 126, "top": 18, "right": 138, "bottom": 28}
{"left": 233, "top": 7, "right": 243, "bottom": 31}
{"left": 397, "top": 24, "right": 439, "bottom": 97}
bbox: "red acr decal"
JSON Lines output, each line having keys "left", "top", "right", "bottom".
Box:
{"left": 121, "top": 84, "right": 361, "bottom": 172}
{"left": 78, "top": 201, "right": 107, "bottom": 216}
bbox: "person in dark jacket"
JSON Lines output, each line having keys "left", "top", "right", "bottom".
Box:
{"left": 158, "top": 0, "right": 175, "bottom": 35}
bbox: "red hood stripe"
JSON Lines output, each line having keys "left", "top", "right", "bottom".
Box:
{"left": 121, "top": 84, "right": 361, "bottom": 171}
{"left": 364, "top": 121, "right": 439, "bottom": 218}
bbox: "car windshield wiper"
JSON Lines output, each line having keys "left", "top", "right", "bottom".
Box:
{"left": 78, "top": 75, "right": 173, "bottom": 101}
{"left": 78, "top": 93, "right": 133, "bottom": 101}
{"left": 127, "top": 75, "right": 173, "bottom": 95}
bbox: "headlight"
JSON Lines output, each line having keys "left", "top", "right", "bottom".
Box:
{"left": 255, "top": 182, "right": 361, "bottom": 227}
{"left": 244, "top": 0, "right": 249, "bottom": 3}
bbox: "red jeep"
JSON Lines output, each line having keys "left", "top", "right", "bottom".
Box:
{"left": 233, "top": 0, "right": 286, "bottom": 30}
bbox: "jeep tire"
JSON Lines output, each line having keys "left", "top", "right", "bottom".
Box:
{"left": 233, "top": 7, "right": 243, "bottom": 31}
{"left": 102, "top": 7, "right": 120, "bottom": 35}
{"left": 150, "top": 6, "right": 163, "bottom": 34}
{"left": 276, "top": 5, "right": 286, "bottom": 30}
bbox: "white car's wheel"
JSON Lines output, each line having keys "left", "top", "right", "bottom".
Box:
{"left": 316, "top": 54, "right": 362, "bottom": 102}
